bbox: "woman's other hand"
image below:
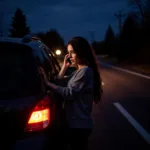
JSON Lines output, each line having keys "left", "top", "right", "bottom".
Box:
{"left": 63, "top": 54, "right": 71, "bottom": 68}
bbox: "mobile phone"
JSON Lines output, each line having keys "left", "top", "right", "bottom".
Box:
{"left": 67, "top": 58, "right": 71, "bottom": 64}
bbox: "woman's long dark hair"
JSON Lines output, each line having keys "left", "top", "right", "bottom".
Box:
{"left": 67, "top": 37, "right": 103, "bottom": 103}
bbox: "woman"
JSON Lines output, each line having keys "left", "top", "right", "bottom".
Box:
{"left": 39, "top": 36, "right": 103, "bottom": 150}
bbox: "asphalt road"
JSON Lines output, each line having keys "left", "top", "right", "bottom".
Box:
{"left": 12, "top": 61, "right": 150, "bottom": 150}
{"left": 88, "top": 62, "right": 150, "bottom": 150}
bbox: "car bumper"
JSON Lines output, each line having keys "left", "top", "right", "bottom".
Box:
{"left": 11, "top": 127, "right": 61, "bottom": 150}
{"left": 12, "top": 134, "right": 46, "bottom": 150}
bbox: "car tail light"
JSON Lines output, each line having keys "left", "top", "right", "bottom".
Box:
{"left": 25, "top": 96, "right": 51, "bottom": 132}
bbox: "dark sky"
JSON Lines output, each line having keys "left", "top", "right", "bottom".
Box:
{"left": 0, "top": 0, "right": 129, "bottom": 43}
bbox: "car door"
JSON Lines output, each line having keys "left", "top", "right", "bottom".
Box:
{"left": 35, "top": 44, "right": 64, "bottom": 128}
{"left": 0, "top": 41, "right": 46, "bottom": 146}
{"left": 40, "top": 45, "right": 66, "bottom": 127}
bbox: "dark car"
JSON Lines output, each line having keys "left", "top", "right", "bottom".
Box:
{"left": 0, "top": 36, "right": 64, "bottom": 150}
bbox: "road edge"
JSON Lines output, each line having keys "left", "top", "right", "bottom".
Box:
{"left": 98, "top": 61, "right": 150, "bottom": 80}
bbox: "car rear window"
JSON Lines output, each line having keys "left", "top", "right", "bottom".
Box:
{"left": 0, "top": 42, "right": 41, "bottom": 99}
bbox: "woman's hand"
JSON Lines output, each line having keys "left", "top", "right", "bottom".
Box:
{"left": 38, "top": 66, "right": 58, "bottom": 91}
{"left": 57, "top": 54, "right": 71, "bottom": 79}
{"left": 63, "top": 54, "right": 71, "bottom": 69}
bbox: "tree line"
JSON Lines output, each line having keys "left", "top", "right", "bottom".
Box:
{"left": 6, "top": 0, "right": 150, "bottom": 64}
{"left": 8, "top": 8, "right": 65, "bottom": 55}
{"left": 92, "top": 0, "right": 150, "bottom": 64}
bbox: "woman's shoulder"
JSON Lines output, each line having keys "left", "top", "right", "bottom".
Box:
{"left": 81, "top": 66, "right": 92, "bottom": 72}
{"left": 78, "top": 66, "right": 93, "bottom": 77}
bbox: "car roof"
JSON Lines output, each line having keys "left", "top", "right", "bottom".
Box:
{"left": 0, "top": 37, "right": 44, "bottom": 51}
{"left": 0, "top": 37, "right": 23, "bottom": 43}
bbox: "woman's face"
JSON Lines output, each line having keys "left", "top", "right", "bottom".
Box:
{"left": 67, "top": 44, "right": 80, "bottom": 66}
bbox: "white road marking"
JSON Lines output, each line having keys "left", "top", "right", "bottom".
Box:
{"left": 99, "top": 61, "right": 150, "bottom": 80}
{"left": 114, "top": 102, "right": 150, "bottom": 144}
{"left": 112, "top": 66, "right": 150, "bottom": 80}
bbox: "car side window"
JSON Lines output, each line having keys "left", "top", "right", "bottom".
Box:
{"left": 39, "top": 45, "right": 57, "bottom": 81}
{"left": 48, "top": 51, "right": 61, "bottom": 73}
{"left": 32, "top": 44, "right": 50, "bottom": 80}
{"left": 33, "top": 44, "right": 44, "bottom": 65}
{"left": 41, "top": 45, "right": 60, "bottom": 74}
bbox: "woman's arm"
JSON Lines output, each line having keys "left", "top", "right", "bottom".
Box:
{"left": 57, "top": 54, "right": 71, "bottom": 79}
{"left": 55, "top": 68, "right": 91, "bottom": 100}
{"left": 57, "top": 65, "right": 68, "bottom": 79}
{"left": 39, "top": 66, "right": 93, "bottom": 101}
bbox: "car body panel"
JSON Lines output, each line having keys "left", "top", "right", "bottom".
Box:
{"left": 0, "top": 37, "right": 63, "bottom": 150}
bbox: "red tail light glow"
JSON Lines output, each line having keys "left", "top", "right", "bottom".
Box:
{"left": 25, "top": 96, "right": 51, "bottom": 132}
